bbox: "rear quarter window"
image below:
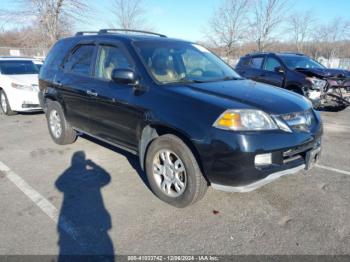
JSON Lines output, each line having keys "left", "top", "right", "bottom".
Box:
{"left": 43, "top": 40, "right": 69, "bottom": 70}
{"left": 236, "top": 57, "right": 250, "bottom": 68}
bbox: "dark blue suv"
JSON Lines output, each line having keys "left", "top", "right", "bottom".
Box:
{"left": 236, "top": 52, "right": 350, "bottom": 108}
{"left": 39, "top": 30, "right": 323, "bottom": 207}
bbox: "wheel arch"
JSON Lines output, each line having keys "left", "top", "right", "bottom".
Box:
{"left": 41, "top": 85, "right": 62, "bottom": 111}
{"left": 0, "top": 87, "right": 17, "bottom": 115}
{"left": 286, "top": 84, "right": 304, "bottom": 95}
{"left": 42, "top": 93, "right": 57, "bottom": 111}
{"left": 139, "top": 124, "right": 206, "bottom": 181}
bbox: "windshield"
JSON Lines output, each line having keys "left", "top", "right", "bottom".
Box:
{"left": 280, "top": 56, "right": 325, "bottom": 70}
{"left": 0, "top": 60, "right": 39, "bottom": 75}
{"left": 134, "top": 41, "right": 242, "bottom": 84}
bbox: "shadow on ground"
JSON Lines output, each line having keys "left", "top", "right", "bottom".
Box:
{"left": 317, "top": 105, "right": 348, "bottom": 112}
{"left": 81, "top": 134, "right": 150, "bottom": 190}
{"left": 55, "top": 151, "right": 115, "bottom": 261}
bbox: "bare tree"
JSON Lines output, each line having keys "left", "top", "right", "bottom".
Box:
{"left": 0, "top": 0, "right": 89, "bottom": 48}
{"left": 287, "top": 11, "right": 315, "bottom": 53}
{"left": 249, "top": 0, "right": 288, "bottom": 51}
{"left": 111, "top": 0, "right": 151, "bottom": 30}
{"left": 206, "top": 0, "right": 250, "bottom": 58}
{"left": 313, "top": 18, "right": 350, "bottom": 59}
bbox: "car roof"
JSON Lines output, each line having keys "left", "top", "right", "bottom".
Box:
{"left": 244, "top": 52, "right": 307, "bottom": 58}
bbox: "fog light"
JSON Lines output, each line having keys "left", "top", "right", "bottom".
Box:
{"left": 255, "top": 153, "right": 272, "bottom": 166}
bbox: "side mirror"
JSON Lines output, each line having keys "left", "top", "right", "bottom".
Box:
{"left": 111, "top": 69, "right": 139, "bottom": 85}
{"left": 274, "top": 66, "right": 285, "bottom": 74}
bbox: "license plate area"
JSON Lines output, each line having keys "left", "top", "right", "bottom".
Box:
{"left": 305, "top": 146, "right": 321, "bottom": 170}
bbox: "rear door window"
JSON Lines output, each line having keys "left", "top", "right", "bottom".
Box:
{"left": 65, "top": 45, "right": 95, "bottom": 76}
{"left": 250, "top": 57, "right": 264, "bottom": 69}
{"left": 264, "top": 57, "right": 282, "bottom": 72}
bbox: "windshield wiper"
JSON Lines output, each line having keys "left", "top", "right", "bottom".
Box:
{"left": 177, "top": 77, "right": 205, "bottom": 83}
{"left": 176, "top": 76, "right": 243, "bottom": 84}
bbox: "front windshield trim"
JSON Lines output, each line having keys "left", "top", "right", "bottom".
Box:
{"left": 131, "top": 40, "right": 241, "bottom": 86}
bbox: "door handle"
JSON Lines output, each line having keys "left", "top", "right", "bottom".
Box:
{"left": 87, "top": 90, "right": 98, "bottom": 97}
{"left": 53, "top": 81, "right": 62, "bottom": 87}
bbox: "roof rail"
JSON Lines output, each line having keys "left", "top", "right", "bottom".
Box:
{"left": 246, "top": 51, "right": 306, "bottom": 56}
{"left": 75, "top": 31, "right": 98, "bottom": 36}
{"left": 98, "top": 29, "right": 167, "bottom": 38}
{"left": 247, "top": 51, "right": 272, "bottom": 56}
{"left": 278, "top": 52, "right": 305, "bottom": 56}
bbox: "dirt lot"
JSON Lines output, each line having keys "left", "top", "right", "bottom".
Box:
{"left": 0, "top": 108, "right": 349, "bottom": 256}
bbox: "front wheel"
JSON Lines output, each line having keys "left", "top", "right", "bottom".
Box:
{"left": 0, "top": 90, "right": 17, "bottom": 116}
{"left": 145, "top": 134, "right": 208, "bottom": 208}
{"left": 46, "top": 101, "right": 77, "bottom": 145}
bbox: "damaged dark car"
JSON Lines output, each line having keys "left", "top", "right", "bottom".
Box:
{"left": 236, "top": 52, "right": 350, "bottom": 108}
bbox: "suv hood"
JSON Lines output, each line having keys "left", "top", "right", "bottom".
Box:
{"left": 3, "top": 74, "right": 39, "bottom": 86}
{"left": 181, "top": 79, "right": 310, "bottom": 115}
{"left": 295, "top": 68, "right": 350, "bottom": 79}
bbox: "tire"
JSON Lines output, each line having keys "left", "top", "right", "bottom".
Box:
{"left": 145, "top": 134, "right": 207, "bottom": 208}
{"left": 0, "top": 90, "right": 17, "bottom": 116}
{"left": 46, "top": 101, "right": 77, "bottom": 145}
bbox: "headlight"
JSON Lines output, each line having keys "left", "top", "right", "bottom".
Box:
{"left": 306, "top": 77, "right": 327, "bottom": 90}
{"left": 213, "top": 109, "right": 278, "bottom": 131}
{"left": 11, "top": 83, "right": 34, "bottom": 91}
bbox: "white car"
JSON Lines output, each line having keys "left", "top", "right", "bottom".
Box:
{"left": 0, "top": 57, "right": 42, "bottom": 115}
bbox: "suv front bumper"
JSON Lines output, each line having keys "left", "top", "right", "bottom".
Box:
{"left": 211, "top": 164, "right": 306, "bottom": 192}
{"left": 210, "top": 140, "right": 321, "bottom": 193}
{"left": 196, "top": 123, "right": 323, "bottom": 191}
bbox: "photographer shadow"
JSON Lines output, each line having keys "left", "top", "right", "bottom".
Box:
{"left": 81, "top": 135, "right": 150, "bottom": 190}
{"left": 55, "top": 151, "right": 115, "bottom": 261}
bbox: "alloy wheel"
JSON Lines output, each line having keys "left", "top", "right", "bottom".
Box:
{"left": 152, "top": 149, "right": 187, "bottom": 197}
{"left": 49, "top": 109, "right": 62, "bottom": 138}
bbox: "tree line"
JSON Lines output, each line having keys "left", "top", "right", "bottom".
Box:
{"left": 0, "top": 0, "right": 149, "bottom": 50}
{"left": 204, "top": 0, "right": 350, "bottom": 59}
{"left": 0, "top": 0, "right": 349, "bottom": 59}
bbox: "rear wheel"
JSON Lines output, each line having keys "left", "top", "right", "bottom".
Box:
{"left": 0, "top": 90, "right": 17, "bottom": 116}
{"left": 46, "top": 101, "right": 77, "bottom": 145}
{"left": 145, "top": 134, "right": 207, "bottom": 208}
